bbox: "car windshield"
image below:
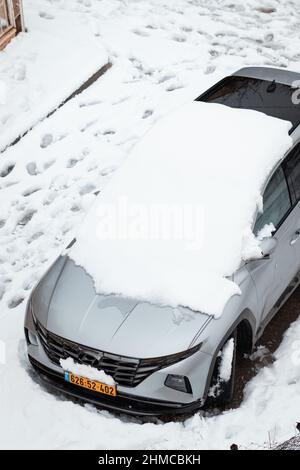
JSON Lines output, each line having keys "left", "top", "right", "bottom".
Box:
{"left": 196, "top": 75, "right": 300, "bottom": 131}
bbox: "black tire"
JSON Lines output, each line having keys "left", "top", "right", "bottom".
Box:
{"left": 207, "top": 329, "right": 237, "bottom": 407}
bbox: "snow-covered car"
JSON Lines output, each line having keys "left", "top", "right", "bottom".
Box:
{"left": 25, "top": 66, "right": 300, "bottom": 416}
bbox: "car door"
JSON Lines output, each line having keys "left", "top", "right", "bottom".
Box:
{"left": 246, "top": 162, "right": 300, "bottom": 322}
{"left": 282, "top": 142, "right": 300, "bottom": 260}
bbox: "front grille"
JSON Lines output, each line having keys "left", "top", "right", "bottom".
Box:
{"left": 35, "top": 321, "right": 200, "bottom": 387}
{"left": 29, "top": 356, "right": 199, "bottom": 416}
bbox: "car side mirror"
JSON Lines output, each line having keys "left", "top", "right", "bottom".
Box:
{"left": 259, "top": 236, "right": 277, "bottom": 258}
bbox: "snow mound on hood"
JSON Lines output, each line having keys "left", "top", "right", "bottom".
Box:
{"left": 70, "top": 101, "right": 292, "bottom": 317}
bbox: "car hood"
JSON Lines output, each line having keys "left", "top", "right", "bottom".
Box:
{"left": 33, "top": 256, "right": 211, "bottom": 358}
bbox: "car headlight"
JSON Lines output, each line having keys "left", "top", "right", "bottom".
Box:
{"left": 139, "top": 342, "right": 202, "bottom": 370}
{"left": 25, "top": 298, "right": 39, "bottom": 346}
{"left": 27, "top": 329, "right": 38, "bottom": 346}
{"left": 27, "top": 297, "right": 36, "bottom": 324}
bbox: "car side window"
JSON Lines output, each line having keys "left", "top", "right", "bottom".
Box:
{"left": 254, "top": 165, "right": 291, "bottom": 236}
{"left": 282, "top": 144, "right": 300, "bottom": 205}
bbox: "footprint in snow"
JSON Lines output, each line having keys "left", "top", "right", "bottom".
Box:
{"left": 82, "top": 148, "right": 90, "bottom": 157}
{"left": 102, "top": 129, "right": 116, "bottom": 136}
{"left": 22, "top": 279, "right": 35, "bottom": 290}
{"left": 157, "top": 73, "right": 175, "bottom": 84}
{"left": 205, "top": 65, "right": 216, "bottom": 74}
{"left": 264, "top": 33, "right": 274, "bottom": 43}
{"left": 181, "top": 26, "right": 193, "bottom": 33}
{"left": 171, "top": 33, "right": 187, "bottom": 42}
{"left": 27, "top": 231, "right": 43, "bottom": 244}
{"left": 100, "top": 166, "right": 116, "bottom": 177}
{"left": 40, "top": 133, "right": 53, "bottom": 149}
{"left": 257, "top": 7, "right": 276, "bottom": 14}
{"left": 79, "top": 184, "right": 96, "bottom": 196}
{"left": 17, "top": 209, "right": 36, "bottom": 226}
{"left": 112, "top": 96, "right": 130, "bottom": 106}
{"left": 66, "top": 158, "right": 80, "bottom": 168}
{"left": 0, "top": 285, "right": 5, "bottom": 301}
{"left": 14, "top": 64, "right": 26, "bottom": 81}
{"left": 132, "top": 29, "right": 149, "bottom": 37}
{"left": 81, "top": 120, "right": 97, "bottom": 132}
{"left": 2, "top": 180, "right": 17, "bottom": 189}
{"left": 22, "top": 186, "right": 41, "bottom": 197}
{"left": 0, "top": 162, "right": 15, "bottom": 177}
{"left": 26, "top": 162, "right": 38, "bottom": 176}
{"left": 8, "top": 296, "right": 24, "bottom": 309}
{"left": 1, "top": 114, "right": 11, "bottom": 125}
{"left": 39, "top": 11, "right": 55, "bottom": 20}
{"left": 79, "top": 100, "right": 102, "bottom": 108}
{"left": 70, "top": 204, "right": 81, "bottom": 213}
{"left": 80, "top": 0, "right": 92, "bottom": 7}
{"left": 166, "top": 82, "right": 184, "bottom": 92}
{"left": 142, "top": 109, "right": 153, "bottom": 119}
{"left": 209, "top": 49, "right": 219, "bottom": 58}
{"left": 43, "top": 159, "right": 55, "bottom": 171}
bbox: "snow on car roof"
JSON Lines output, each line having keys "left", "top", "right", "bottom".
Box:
{"left": 70, "top": 102, "right": 292, "bottom": 317}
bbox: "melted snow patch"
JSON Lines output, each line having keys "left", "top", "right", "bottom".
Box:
{"left": 60, "top": 358, "right": 115, "bottom": 386}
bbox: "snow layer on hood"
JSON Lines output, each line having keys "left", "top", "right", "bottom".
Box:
{"left": 70, "top": 101, "right": 292, "bottom": 317}
{"left": 60, "top": 358, "right": 115, "bottom": 386}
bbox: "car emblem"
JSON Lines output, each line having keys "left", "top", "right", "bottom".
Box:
{"left": 78, "top": 350, "right": 103, "bottom": 367}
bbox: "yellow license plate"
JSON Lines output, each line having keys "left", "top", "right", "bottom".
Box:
{"left": 64, "top": 371, "right": 117, "bottom": 397}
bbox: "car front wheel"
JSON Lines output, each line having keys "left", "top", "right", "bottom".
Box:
{"left": 207, "top": 329, "right": 237, "bottom": 407}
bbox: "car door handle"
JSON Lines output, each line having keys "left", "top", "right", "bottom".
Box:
{"left": 290, "top": 230, "right": 300, "bottom": 245}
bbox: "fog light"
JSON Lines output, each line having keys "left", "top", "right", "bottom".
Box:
{"left": 28, "top": 329, "right": 38, "bottom": 346}
{"left": 165, "top": 374, "right": 192, "bottom": 393}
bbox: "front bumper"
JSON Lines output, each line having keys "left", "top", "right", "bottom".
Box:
{"left": 25, "top": 299, "right": 214, "bottom": 416}
{"left": 28, "top": 355, "right": 203, "bottom": 417}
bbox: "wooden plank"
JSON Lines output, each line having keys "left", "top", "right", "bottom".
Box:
{"left": 0, "top": 26, "right": 16, "bottom": 50}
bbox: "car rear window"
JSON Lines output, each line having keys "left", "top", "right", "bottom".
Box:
{"left": 196, "top": 76, "right": 300, "bottom": 131}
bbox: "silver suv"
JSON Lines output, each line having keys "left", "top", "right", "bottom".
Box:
{"left": 25, "top": 67, "right": 300, "bottom": 416}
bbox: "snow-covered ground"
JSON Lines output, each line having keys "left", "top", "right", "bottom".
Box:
{"left": 0, "top": 0, "right": 108, "bottom": 151}
{"left": 1, "top": 0, "right": 300, "bottom": 449}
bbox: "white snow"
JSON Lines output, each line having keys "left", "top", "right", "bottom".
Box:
{"left": 70, "top": 102, "right": 291, "bottom": 317}
{"left": 1, "top": 0, "right": 300, "bottom": 451}
{"left": 0, "top": 0, "right": 108, "bottom": 151}
{"left": 219, "top": 338, "right": 234, "bottom": 382}
{"left": 0, "top": 81, "right": 7, "bottom": 105}
{"left": 60, "top": 358, "right": 115, "bottom": 386}
{"left": 257, "top": 223, "right": 276, "bottom": 240}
